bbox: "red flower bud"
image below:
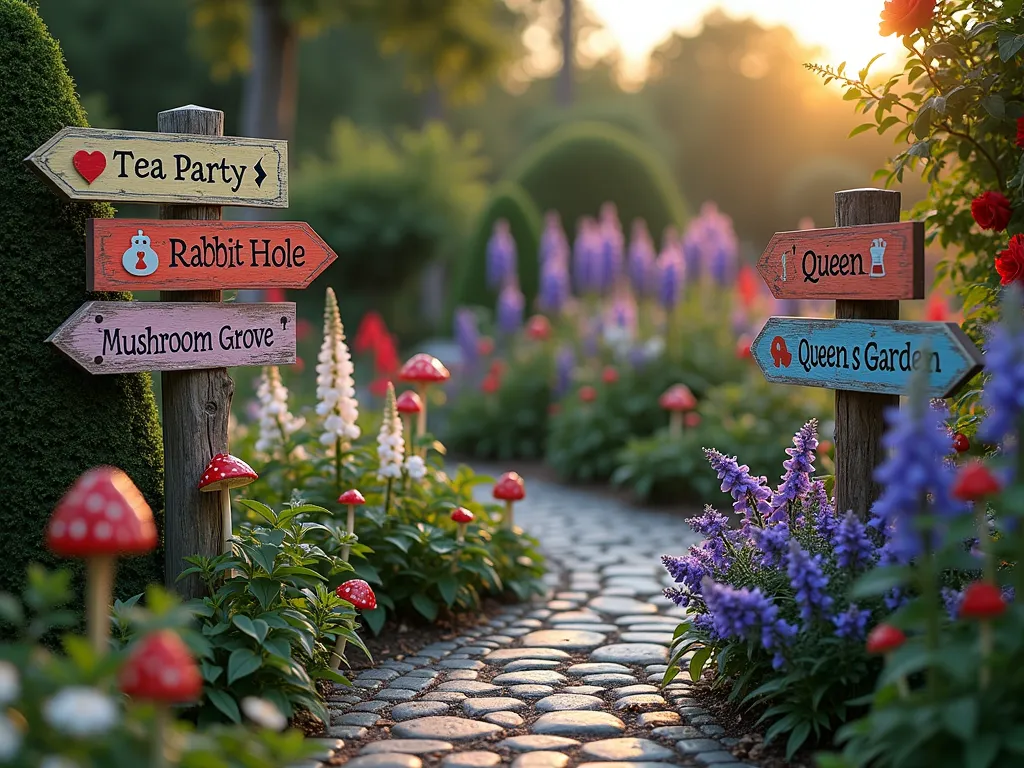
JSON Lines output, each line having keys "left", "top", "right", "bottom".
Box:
{"left": 952, "top": 461, "right": 1001, "bottom": 501}
{"left": 960, "top": 582, "right": 1006, "bottom": 620}
{"left": 952, "top": 433, "right": 970, "bottom": 454}
{"left": 866, "top": 624, "right": 906, "bottom": 654}
{"left": 579, "top": 385, "right": 597, "bottom": 403}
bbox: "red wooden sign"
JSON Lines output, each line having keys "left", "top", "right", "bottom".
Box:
{"left": 47, "top": 301, "right": 296, "bottom": 375}
{"left": 757, "top": 222, "right": 924, "bottom": 301}
{"left": 86, "top": 219, "right": 337, "bottom": 291}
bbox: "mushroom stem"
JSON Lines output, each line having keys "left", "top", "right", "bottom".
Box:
{"left": 401, "top": 414, "right": 415, "bottom": 457}
{"left": 504, "top": 500, "right": 515, "bottom": 530}
{"left": 330, "top": 636, "right": 348, "bottom": 671}
{"left": 416, "top": 383, "right": 428, "bottom": 438}
{"left": 86, "top": 555, "right": 115, "bottom": 655}
{"left": 220, "top": 489, "right": 233, "bottom": 556}
{"left": 669, "top": 411, "right": 683, "bottom": 439}
{"left": 341, "top": 504, "right": 356, "bottom": 562}
{"left": 152, "top": 703, "right": 169, "bottom": 768}
{"left": 456, "top": 523, "right": 466, "bottom": 545}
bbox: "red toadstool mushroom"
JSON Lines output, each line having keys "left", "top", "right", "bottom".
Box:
{"left": 960, "top": 581, "right": 1006, "bottom": 688}
{"left": 198, "top": 453, "right": 258, "bottom": 556}
{"left": 47, "top": 466, "right": 157, "bottom": 654}
{"left": 120, "top": 630, "right": 202, "bottom": 768}
{"left": 399, "top": 353, "right": 451, "bottom": 438}
{"left": 493, "top": 471, "right": 525, "bottom": 530}
{"left": 866, "top": 623, "right": 908, "bottom": 697}
{"left": 451, "top": 507, "right": 474, "bottom": 544}
{"left": 659, "top": 384, "right": 697, "bottom": 438}
{"left": 337, "top": 489, "right": 366, "bottom": 562}
{"left": 330, "top": 579, "right": 377, "bottom": 670}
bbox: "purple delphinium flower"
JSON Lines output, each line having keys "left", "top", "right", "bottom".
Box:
{"left": 872, "top": 400, "right": 967, "bottom": 560}
{"left": 628, "top": 219, "right": 657, "bottom": 297}
{"left": 884, "top": 587, "right": 909, "bottom": 611}
{"left": 688, "top": 506, "right": 731, "bottom": 538}
{"left": 787, "top": 540, "right": 833, "bottom": 622}
{"left": 656, "top": 244, "right": 684, "bottom": 311}
{"left": 486, "top": 219, "right": 517, "bottom": 289}
{"left": 573, "top": 218, "right": 602, "bottom": 295}
{"left": 1004, "top": 585, "right": 1016, "bottom": 603}
{"left": 833, "top": 512, "right": 875, "bottom": 570}
{"left": 941, "top": 587, "right": 964, "bottom": 620}
{"left": 554, "top": 345, "right": 575, "bottom": 397}
{"left": 582, "top": 316, "right": 601, "bottom": 359}
{"left": 496, "top": 283, "right": 524, "bottom": 335}
{"left": 980, "top": 303, "right": 1024, "bottom": 449}
{"left": 538, "top": 256, "right": 571, "bottom": 314}
{"left": 810, "top": 480, "right": 839, "bottom": 539}
{"left": 453, "top": 308, "right": 480, "bottom": 371}
{"left": 751, "top": 523, "right": 790, "bottom": 567}
{"left": 770, "top": 420, "right": 818, "bottom": 521}
{"left": 705, "top": 449, "right": 773, "bottom": 526}
{"left": 832, "top": 603, "right": 871, "bottom": 640}
{"left": 540, "top": 211, "right": 569, "bottom": 266}
{"left": 598, "top": 203, "right": 624, "bottom": 293}
{"left": 681, "top": 226, "right": 702, "bottom": 281}
{"left": 662, "top": 546, "right": 713, "bottom": 594}
{"left": 701, "top": 579, "right": 797, "bottom": 669}
{"left": 664, "top": 586, "right": 690, "bottom": 608}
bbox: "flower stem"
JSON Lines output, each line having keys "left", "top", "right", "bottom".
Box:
{"left": 979, "top": 620, "right": 992, "bottom": 689}
{"left": 384, "top": 478, "right": 393, "bottom": 516}
{"left": 335, "top": 438, "right": 343, "bottom": 498}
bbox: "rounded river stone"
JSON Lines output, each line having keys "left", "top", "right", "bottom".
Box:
{"left": 361, "top": 740, "right": 454, "bottom": 755}
{"left": 587, "top": 596, "right": 658, "bottom": 616}
{"left": 442, "top": 752, "right": 502, "bottom": 768}
{"left": 531, "top": 711, "right": 626, "bottom": 737}
{"left": 492, "top": 670, "right": 567, "bottom": 686}
{"left": 496, "top": 735, "right": 581, "bottom": 752}
{"left": 511, "top": 752, "right": 569, "bottom": 768}
{"left": 520, "top": 630, "right": 606, "bottom": 650}
{"left": 347, "top": 754, "right": 423, "bottom": 768}
{"left": 579, "top": 738, "right": 676, "bottom": 761}
{"left": 590, "top": 643, "right": 668, "bottom": 665}
{"left": 534, "top": 694, "right": 604, "bottom": 712}
{"left": 392, "top": 716, "right": 504, "bottom": 742}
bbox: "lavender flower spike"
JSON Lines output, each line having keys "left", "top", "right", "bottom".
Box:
{"left": 486, "top": 219, "right": 517, "bottom": 288}
{"left": 979, "top": 288, "right": 1024, "bottom": 449}
{"left": 833, "top": 512, "right": 876, "bottom": 570}
{"left": 832, "top": 603, "right": 871, "bottom": 640}
{"left": 770, "top": 420, "right": 818, "bottom": 520}
{"left": 704, "top": 448, "right": 773, "bottom": 525}
{"left": 787, "top": 540, "right": 833, "bottom": 623}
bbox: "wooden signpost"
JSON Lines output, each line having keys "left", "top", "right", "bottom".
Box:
{"left": 757, "top": 221, "right": 925, "bottom": 300}
{"left": 87, "top": 219, "right": 337, "bottom": 291}
{"left": 751, "top": 317, "right": 982, "bottom": 398}
{"left": 46, "top": 301, "right": 296, "bottom": 374}
{"left": 754, "top": 189, "right": 984, "bottom": 520}
{"left": 25, "top": 126, "right": 287, "bottom": 207}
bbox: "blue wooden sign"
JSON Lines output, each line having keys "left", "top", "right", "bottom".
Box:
{"left": 751, "top": 317, "right": 983, "bottom": 397}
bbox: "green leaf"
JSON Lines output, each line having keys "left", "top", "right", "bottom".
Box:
{"left": 689, "top": 646, "right": 712, "bottom": 684}
{"left": 227, "top": 647, "right": 263, "bottom": 684}
{"left": 248, "top": 578, "right": 280, "bottom": 610}
{"left": 362, "top": 606, "right": 387, "bottom": 635}
{"left": 437, "top": 576, "right": 459, "bottom": 606}
{"left": 981, "top": 94, "right": 1006, "bottom": 120}
{"left": 942, "top": 697, "right": 977, "bottom": 741}
{"left": 232, "top": 615, "right": 260, "bottom": 642}
{"left": 849, "top": 123, "right": 875, "bottom": 138}
{"left": 786, "top": 721, "right": 811, "bottom": 760}
{"left": 998, "top": 31, "right": 1024, "bottom": 61}
{"left": 237, "top": 499, "right": 277, "bottom": 526}
{"left": 206, "top": 688, "right": 242, "bottom": 723}
{"left": 965, "top": 734, "right": 1000, "bottom": 768}
{"left": 411, "top": 593, "right": 438, "bottom": 621}
{"left": 851, "top": 565, "right": 910, "bottom": 598}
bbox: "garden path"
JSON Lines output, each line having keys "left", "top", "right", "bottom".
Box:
{"left": 293, "top": 476, "right": 752, "bottom": 768}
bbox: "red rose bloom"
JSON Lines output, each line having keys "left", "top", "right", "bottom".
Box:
{"left": 879, "top": 0, "right": 937, "bottom": 37}
{"left": 1017, "top": 117, "right": 1024, "bottom": 149}
{"left": 971, "top": 191, "right": 1013, "bottom": 232}
{"left": 996, "top": 235, "right": 1024, "bottom": 286}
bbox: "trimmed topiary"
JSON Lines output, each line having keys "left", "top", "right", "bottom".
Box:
{"left": 508, "top": 121, "right": 688, "bottom": 241}
{"left": 0, "top": 0, "right": 164, "bottom": 598}
{"left": 450, "top": 180, "right": 542, "bottom": 314}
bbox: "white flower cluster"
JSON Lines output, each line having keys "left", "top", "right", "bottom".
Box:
{"left": 316, "top": 288, "right": 360, "bottom": 449}
{"left": 43, "top": 686, "right": 119, "bottom": 737}
{"left": 377, "top": 382, "right": 405, "bottom": 479}
{"left": 255, "top": 366, "right": 306, "bottom": 458}
{"left": 404, "top": 455, "right": 426, "bottom": 480}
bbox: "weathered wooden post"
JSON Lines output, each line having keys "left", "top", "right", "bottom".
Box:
{"left": 158, "top": 106, "right": 232, "bottom": 597}
{"left": 833, "top": 189, "right": 901, "bottom": 520}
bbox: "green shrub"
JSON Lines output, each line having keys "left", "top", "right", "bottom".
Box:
{"left": 450, "top": 181, "right": 542, "bottom": 316}
{"left": 0, "top": 0, "right": 164, "bottom": 600}
{"left": 508, "top": 121, "right": 688, "bottom": 237}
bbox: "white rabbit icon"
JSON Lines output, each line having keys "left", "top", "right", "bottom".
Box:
{"left": 122, "top": 229, "right": 159, "bottom": 277}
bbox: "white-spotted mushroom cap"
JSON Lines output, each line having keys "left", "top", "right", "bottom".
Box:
{"left": 493, "top": 471, "right": 526, "bottom": 502}
{"left": 119, "top": 630, "right": 202, "bottom": 703}
{"left": 46, "top": 467, "right": 157, "bottom": 557}
{"left": 336, "top": 579, "right": 377, "bottom": 610}
{"left": 197, "top": 453, "right": 258, "bottom": 492}
{"left": 399, "top": 354, "right": 451, "bottom": 384}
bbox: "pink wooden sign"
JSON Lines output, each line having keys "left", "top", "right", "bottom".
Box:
{"left": 47, "top": 301, "right": 296, "bottom": 375}
{"left": 757, "top": 222, "right": 924, "bottom": 301}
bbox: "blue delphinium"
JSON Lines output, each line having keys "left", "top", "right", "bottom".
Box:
{"left": 705, "top": 449, "right": 773, "bottom": 526}
{"left": 628, "top": 220, "right": 656, "bottom": 297}
{"left": 770, "top": 420, "right": 818, "bottom": 521}
{"left": 486, "top": 219, "right": 517, "bottom": 288}
{"left": 540, "top": 211, "right": 569, "bottom": 266}
{"left": 751, "top": 523, "right": 790, "bottom": 567}
{"left": 810, "top": 480, "right": 839, "bottom": 539}
{"left": 833, "top": 512, "right": 876, "bottom": 570}
{"left": 496, "top": 283, "right": 524, "bottom": 335}
{"left": 663, "top": 546, "right": 712, "bottom": 595}
{"left": 598, "top": 204, "right": 624, "bottom": 293}
{"left": 871, "top": 398, "right": 966, "bottom": 560}
{"left": 701, "top": 579, "right": 797, "bottom": 669}
{"left": 979, "top": 294, "right": 1024, "bottom": 450}
{"left": 453, "top": 308, "right": 480, "bottom": 372}
{"left": 573, "top": 219, "right": 602, "bottom": 295}
{"left": 941, "top": 587, "right": 963, "bottom": 620}
{"left": 554, "top": 345, "right": 575, "bottom": 398}
{"left": 656, "top": 247, "right": 684, "bottom": 310}
{"left": 787, "top": 540, "right": 833, "bottom": 622}
{"left": 538, "top": 257, "right": 571, "bottom": 314}
{"left": 832, "top": 603, "right": 871, "bottom": 640}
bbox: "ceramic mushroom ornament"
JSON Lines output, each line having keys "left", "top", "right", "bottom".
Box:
{"left": 337, "top": 489, "right": 365, "bottom": 562}
{"left": 198, "top": 453, "right": 258, "bottom": 555}
{"left": 493, "top": 471, "right": 526, "bottom": 530}
{"left": 399, "top": 353, "right": 450, "bottom": 439}
{"left": 659, "top": 384, "right": 697, "bottom": 438}
{"left": 120, "top": 630, "right": 202, "bottom": 768}
{"left": 396, "top": 390, "right": 424, "bottom": 455}
{"left": 46, "top": 467, "right": 157, "bottom": 653}
{"left": 330, "top": 579, "right": 377, "bottom": 671}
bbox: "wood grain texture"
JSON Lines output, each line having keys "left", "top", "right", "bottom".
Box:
{"left": 24, "top": 125, "right": 287, "bottom": 207}
{"left": 87, "top": 219, "right": 337, "bottom": 291}
{"left": 750, "top": 316, "right": 982, "bottom": 397}
{"left": 45, "top": 300, "right": 296, "bottom": 374}
{"left": 757, "top": 221, "right": 924, "bottom": 300}
{"left": 157, "top": 106, "right": 231, "bottom": 600}
{"left": 834, "top": 189, "right": 901, "bottom": 521}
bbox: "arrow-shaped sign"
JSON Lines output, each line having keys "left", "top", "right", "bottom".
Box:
{"left": 25, "top": 127, "right": 287, "bottom": 207}
{"left": 751, "top": 317, "right": 983, "bottom": 398}
{"left": 87, "top": 220, "right": 337, "bottom": 291}
{"left": 48, "top": 302, "right": 296, "bottom": 375}
{"left": 757, "top": 222, "right": 924, "bottom": 301}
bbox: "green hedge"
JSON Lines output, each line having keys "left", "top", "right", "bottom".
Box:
{"left": 508, "top": 121, "right": 688, "bottom": 240}
{"left": 451, "top": 181, "right": 542, "bottom": 314}
{"left": 0, "top": 0, "right": 164, "bottom": 599}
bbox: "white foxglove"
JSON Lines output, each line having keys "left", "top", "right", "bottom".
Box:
{"left": 316, "top": 288, "right": 360, "bottom": 448}
{"left": 377, "top": 382, "right": 404, "bottom": 479}
{"left": 255, "top": 366, "right": 306, "bottom": 459}
{"left": 43, "top": 687, "right": 119, "bottom": 737}
{"left": 404, "top": 455, "right": 426, "bottom": 480}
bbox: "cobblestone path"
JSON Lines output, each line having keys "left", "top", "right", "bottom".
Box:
{"left": 294, "top": 478, "right": 752, "bottom": 768}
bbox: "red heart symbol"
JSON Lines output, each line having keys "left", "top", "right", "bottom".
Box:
{"left": 72, "top": 150, "right": 106, "bottom": 184}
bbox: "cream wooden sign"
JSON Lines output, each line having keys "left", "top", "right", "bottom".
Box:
{"left": 25, "top": 127, "right": 287, "bottom": 207}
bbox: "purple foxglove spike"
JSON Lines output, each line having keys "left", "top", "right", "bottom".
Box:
{"left": 496, "top": 283, "right": 524, "bottom": 335}
{"left": 486, "top": 219, "right": 517, "bottom": 289}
